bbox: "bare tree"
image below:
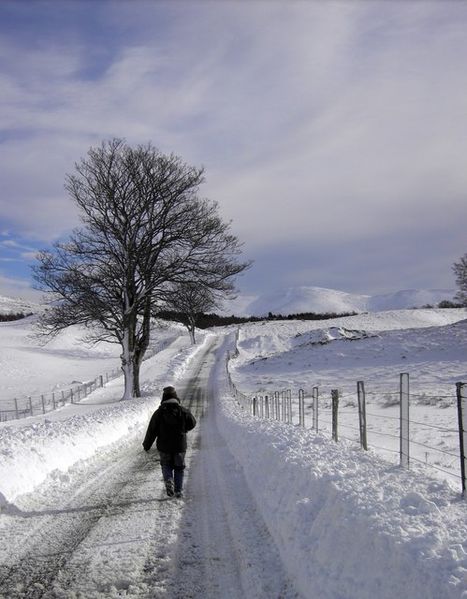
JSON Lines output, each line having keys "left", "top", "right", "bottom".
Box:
{"left": 453, "top": 252, "right": 467, "bottom": 306}
{"left": 33, "top": 139, "right": 250, "bottom": 399}
{"left": 162, "top": 282, "right": 219, "bottom": 344}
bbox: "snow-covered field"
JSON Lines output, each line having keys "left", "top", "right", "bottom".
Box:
{"left": 229, "top": 308, "right": 467, "bottom": 486}
{"left": 231, "top": 308, "right": 467, "bottom": 394}
{"left": 0, "top": 307, "right": 466, "bottom": 598}
{"left": 0, "top": 316, "right": 188, "bottom": 416}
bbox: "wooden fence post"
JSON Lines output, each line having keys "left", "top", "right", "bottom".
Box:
{"left": 400, "top": 373, "right": 410, "bottom": 468}
{"left": 331, "top": 389, "right": 339, "bottom": 441}
{"left": 357, "top": 381, "right": 368, "bottom": 450}
{"left": 456, "top": 382, "right": 466, "bottom": 497}
{"left": 312, "top": 386, "right": 319, "bottom": 432}
{"left": 14, "top": 398, "right": 19, "bottom": 419}
{"left": 298, "top": 389, "right": 305, "bottom": 427}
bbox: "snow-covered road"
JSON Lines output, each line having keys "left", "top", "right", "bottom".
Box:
{"left": 0, "top": 334, "right": 300, "bottom": 598}
{"left": 167, "top": 337, "right": 299, "bottom": 599}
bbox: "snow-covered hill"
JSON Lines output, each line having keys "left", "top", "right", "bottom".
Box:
{"left": 2, "top": 287, "right": 458, "bottom": 320}
{"left": 223, "top": 286, "right": 456, "bottom": 316}
{"left": 0, "top": 294, "right": 42, "bottom": 315}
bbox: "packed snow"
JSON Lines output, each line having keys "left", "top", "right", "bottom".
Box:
{"left": 0, "top": 306, "right": 466, "bottom": 598}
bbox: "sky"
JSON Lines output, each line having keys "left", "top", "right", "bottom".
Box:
{"left": 0, "top": 0, "right": 466, "bottom": 301}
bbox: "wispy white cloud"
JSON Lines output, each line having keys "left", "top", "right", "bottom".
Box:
{"left": 0, "top": 271, "right": 41, "bottom": 300}
{"left": 0, "top": 0, "right": 466, "bottom": 296}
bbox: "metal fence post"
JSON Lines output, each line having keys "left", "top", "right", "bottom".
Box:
{"left": 41, "top": 395, "right": 46, "bottom": 414}
{"left": 281, "top": 391, "right": 286, "bottom": 422}
{"left": 265, "top": 395, "right": 270, "bottom": 419}
{"left": 400, "top": 373, "right": 410, "bottom": 468}
{"left": 252, "top": 396, "right": 257, "bottom": 417}
{"left": 357, "top": 381, "right": 368, "bottom": 450}
{"left": 14, "top": 398, "right": 19, "bottom": 419}
{"left": 312, "top": 386, "right": 319, "bottom": 432}
{"left": 287, "top": 390, "right": 292, "bottom": 424}
{"left": 331, "top": 389, "right": 339, "bottom": 441}
{"left": 456, "top": 382, "right": 466, "bottom": 496}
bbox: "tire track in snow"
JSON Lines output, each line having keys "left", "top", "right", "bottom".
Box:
{"left": 0, "top": 340, "right": 213, "bottom": 599}
{"left": 0, "top": 335, "right": 300, "bottom": 598}
{"left": 0, "top": 435, "right": 153, "bottom": 598}
{"left": 162, "top": 341, "right": 302, "bottom": 599}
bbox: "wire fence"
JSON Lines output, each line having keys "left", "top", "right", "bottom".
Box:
{"left": 0, "top": 367, "right": 122, "bottom": 423}
{"left": 226, "top": 341, "right": 467, "bottom": 496}
{"left": 0, "top": 331, "right": 182, "bottom": 424}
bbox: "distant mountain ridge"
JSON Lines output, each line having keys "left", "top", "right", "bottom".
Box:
{"left": 0, "top": 287, "right": 458, "bottom": 319}
{"left": 223, "top": 286, "right": 456, "bottom": 316}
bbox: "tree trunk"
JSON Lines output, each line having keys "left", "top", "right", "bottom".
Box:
{"left": 188, "top": 315, "right": 196, "bottom": 344}
{"left": 121, "top": 295, "right": 138, "bottom": 400}
{"left": 131, "top": 298, "right": 152, "bottom": 397}
{"left": 121, "top": 326, "right": 135, "bottom": 400}
{"left": 132, "top": 360, "right": 141, "bottom": 398}
{"left": 189, "top": 324, "right": 196, "bottom": 344}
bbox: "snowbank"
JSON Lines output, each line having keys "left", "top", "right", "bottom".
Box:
{"left": 215, "top": 376, "right": 467, "bottom": 598}
{"left": 0, "top": 398, "right": 154, "bottom": 506}
{"left": 0, "top": 331, "right": 214, "bottom": 508}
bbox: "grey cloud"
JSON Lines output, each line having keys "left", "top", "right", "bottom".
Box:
{"left": 0, "top": 0, "right": 466, "bottom": 294}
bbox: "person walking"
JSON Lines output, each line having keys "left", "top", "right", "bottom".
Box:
{"left": 143, "top": 386, "right": 196, "bottom": 498}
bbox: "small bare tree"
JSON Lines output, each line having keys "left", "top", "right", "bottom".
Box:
{"left": 33, "top": 139, "right": 250, "bottom": 399}
{"left": 453, "top": 252, "right": 467, "bottom": 306}
{"left": 163, "top": 283, "right": 219, "bottom": 344}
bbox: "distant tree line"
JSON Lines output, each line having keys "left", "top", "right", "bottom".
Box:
{"left": 419, "top": 300, "right": 465, "bottom": 309}
{"left": 453, "top": 252, "right": 467, "bottom": 306}
{"left": 0, "top": 312, "right": 33, "bottom": 322}
{"left": 437, "top": 300, "right": 464, "bottom": 309}
{"left": 156, "top": 309, "right": 359, "bottom": 329}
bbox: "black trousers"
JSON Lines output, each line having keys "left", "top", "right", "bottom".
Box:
{"left": 159, "top": 451, "right": 186, "bottom": 492}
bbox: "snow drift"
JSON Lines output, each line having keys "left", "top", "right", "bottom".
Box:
{"left": 216, "top": 366, "right": 467, "bottom": 599}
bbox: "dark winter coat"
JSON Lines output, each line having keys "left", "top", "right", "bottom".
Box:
{"left": 142, "top": 396, "right": 196, "bottom": 454}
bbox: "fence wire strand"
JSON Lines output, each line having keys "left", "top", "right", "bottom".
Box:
{"left": 225, "top": 338, "right": 466, "bottom": 494}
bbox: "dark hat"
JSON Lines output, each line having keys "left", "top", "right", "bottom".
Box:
{"left": 162, "top": 386, "right": 178, "bottom": 401}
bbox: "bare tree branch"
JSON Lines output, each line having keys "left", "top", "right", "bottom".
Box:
{"left": 33, "top": 138, "right": 250, "bottom": 398}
